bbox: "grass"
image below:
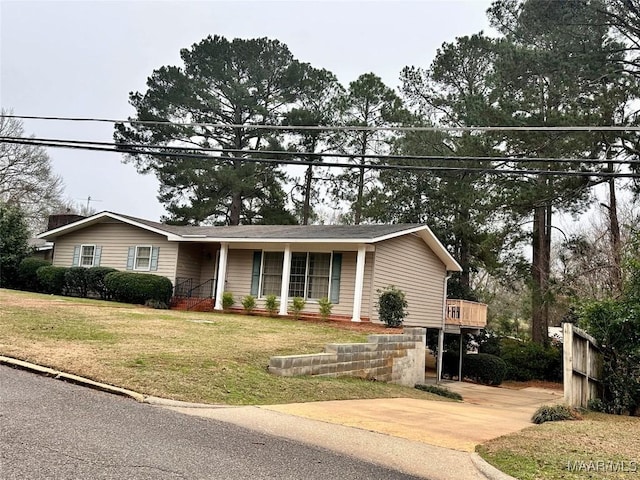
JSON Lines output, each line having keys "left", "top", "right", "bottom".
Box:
{"left": 477, "top": 411, "right": 640, "bottom": 479}
{"left": 0, "top": 289, "right": 442, "bottom": 405}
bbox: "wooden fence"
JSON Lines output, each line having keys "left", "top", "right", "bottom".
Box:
{"left": 563, "top": 322, "right": 603, "bottom": 408}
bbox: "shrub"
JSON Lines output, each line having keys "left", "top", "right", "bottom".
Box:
{"left": 414, "top": 384, "right": 463, "bottom": 401}
{"left": 104, "top": 271, "right": 173, "bottom": 305}
{"left": 531, "top": 404, "right": 581, "bottom": 424}
{"left": 85, "top": 267, "right": 117, "bottom": 299}
{"left": 476, "top": 330, "right": 502, "bottom": 356}
{"left": 222, "top": 291, "right": 235, "bottom": 310}
{"left": 318, "top": 297, "right": 333, "bottom": 321}
{"left": 17, "top": 257, "right": 51, "bottom": 292}
{"left": 376, "top": 285, "right": 408, "bottom": 328}
{"left": 265, "top": 294, "right": 279, "bottom": 317}
{"left": 242, "top": 295, "right": 256, "bottom": 314}
{"left": 579, "top": 298, "right": 640, "bottom": 415}
{"left": 65, "top": 267, "right": 89, "bottom": 298}
{"left": 463, "top": 353, "right": 507, "bottom": 386}
{"left": 587, "top": 398, "right": 606, "bottom": 412}
{"left": 500, "top": 340, "right": 562, "bottom": 382}
{"left": 36, "top": 266, "right": 67, "bottom": 295}
{"left": 290, "top": 296, "right": 305, "bottom": 320}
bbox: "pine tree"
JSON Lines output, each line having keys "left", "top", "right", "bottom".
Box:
{"left": 114, "top": 36, "right": 308, "bottom": 225}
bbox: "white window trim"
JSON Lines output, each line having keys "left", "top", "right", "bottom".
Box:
{"left": 134, "top": 245, "right": 152, "bottom": 271}
{"left": 258, "top": 250, "right": 333, "bottom": 301}
{"left": 80, "top": 244, "right": 96, "bottom": 268}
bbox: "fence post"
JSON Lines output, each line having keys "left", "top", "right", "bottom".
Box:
{"left": 563, "top": 322, "right": 573, "bottom": 405}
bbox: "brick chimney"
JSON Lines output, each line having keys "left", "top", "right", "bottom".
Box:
{"left": 47, "top": 214, "right": 86, "bottom": 231}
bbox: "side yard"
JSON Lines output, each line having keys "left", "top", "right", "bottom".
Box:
{"left": 478, "top": 412, "right": 640, "bottom": 480}
{"left": 0, "top": 289, "right": 439, "bottom": 405}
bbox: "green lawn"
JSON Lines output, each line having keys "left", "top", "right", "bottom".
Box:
{"left": 0, "top": 288, "right": 440, "bottom": 405}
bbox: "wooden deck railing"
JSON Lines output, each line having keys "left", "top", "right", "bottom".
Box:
{"left": 445, "top": 299, "right": 487, "bottom": 328}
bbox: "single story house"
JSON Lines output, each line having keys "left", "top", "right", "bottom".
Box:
{"left": 37, "top": 211, "right": 485, "bottom": 333}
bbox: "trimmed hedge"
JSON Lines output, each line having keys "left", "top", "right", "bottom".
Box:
{"left": 18, "top": 257, "right": 51, "bottom": 292}
{"left": 65, "top": 267, "right": 89, "bottom": 298}
{"left": 36, "top": 266, "right": 68, "bottom": 295}
{"left": 463, "top": 353, "right": 507, "bottom": 386}
{"left": 104, "top": 271, "right": 173, "bottom": 305}
{"left": 441, "top": 351, "right": 506, "bottom": 385}
{"left": 500, "top": 340, "right": 562, "bottom": 382}
{"left": 86, "top": 267, "right": 117, "bottom": 299}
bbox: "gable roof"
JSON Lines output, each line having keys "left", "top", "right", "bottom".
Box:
{"left": 38, "top": 211, "right": 462, "bottom": 271}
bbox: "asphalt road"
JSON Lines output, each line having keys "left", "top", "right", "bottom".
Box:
{"left": 0, "top": 365, "right": 422, "bottom": 480}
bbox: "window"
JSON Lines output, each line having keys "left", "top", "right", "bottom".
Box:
{"left": 306, "top": 253, "right": 331, "bottom": 300}
{"left": 134, "top": 246, "right": 152, "bottom": 270}
{"left": 127, "top": 246, "right": 159, "bottom": 271}
{"left": 80, "top": 245, "right": 96, "bottom": 267}
{"left": 254, "top": 251, "right": 339, "bottom": 302}
{"left": 261, "top": 252, "right": 284, "bottom": 296}
{"left": 288, "top": 252, "right": 330, "bottom": 300}
{"left": 288, "top": 253, "right": 307, "bottom": 298}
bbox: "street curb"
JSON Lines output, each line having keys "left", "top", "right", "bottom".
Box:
{"left": 0, "top": 355, "right": 231, "bottom": 409}
{"left": 0, "top": 355, "right": 146, "bottom": 402}
{"left": 471, "top": 453, "right": 518, "bottom": 480}
{"left": 144, "top": 396, "right": 230, "bottom": 409}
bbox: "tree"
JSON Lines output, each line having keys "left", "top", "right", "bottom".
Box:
{"left": 369, "top": 34, "right": 523, "bottom": 299}
{"left": 556, "top": 199, "right": 639, "bottom": 300}
{"left": 578, "top": 234, "right": 640, "bottom": 415}
{"left": 0, "top": 204, "right": 31, "bottom": 288}
{"left": 331, "top": 73, "right": 406, "bottom": 224}
{"left": 601, "top": 0, "right": 640, "bottom": 79}
{"left": 114, "top": 35, "right": 308, "bottom": 225}
{"left": 487, "top": 0, "right": 631, "bottom": 344}
{"left": 0, "top": 112, "right": 65, "bottom": 232}
{"left": 283, "top": 67, "right": 344, "bottom": 224}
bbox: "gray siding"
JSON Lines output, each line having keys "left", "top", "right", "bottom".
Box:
{"left": 52, "top": 220, "right": 179, "bottom": 283}
{"left": 199, "top": 245, "right": 218, "bottom": 285}
{"left": 332, "top": 251, "right": 373, "bottom": 318}
{"left": 175, "top": 243, "right": 204, "bottom": 282}
{"left": 371, "top": 234, "right": 446, "bottom": 328}
{"left": 225, "top": 249, "right": 253, "bottom": 297}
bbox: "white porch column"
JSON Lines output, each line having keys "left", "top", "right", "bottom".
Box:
{"left": 214, "top": 242, "right": 229, "bottom": 310}
{"left": 351, "top": 244, "right": 366, "bottom": 322}
{"left": 279, "top": 244, "right": 292, "bottom": 316}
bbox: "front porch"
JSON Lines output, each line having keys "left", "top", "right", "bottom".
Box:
{"left": 170, "top": 277, "right": 217, "bottom": 312}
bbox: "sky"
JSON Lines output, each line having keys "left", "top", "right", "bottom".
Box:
{"left": 1, "top": 0, "right": 496, "bottom": 223}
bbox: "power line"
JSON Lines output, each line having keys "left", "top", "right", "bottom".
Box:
{"left": 4, "top": 113, "right": 640, "bottom": 132}
{"left": 5, "top": 135, "right": 640, "bottom": 166}
{"left": 2, "top": 136, "right": 638, "bottom": 178}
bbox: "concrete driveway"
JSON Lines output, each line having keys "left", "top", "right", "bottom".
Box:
{"left": 262, "top": 382, "right": 563, "bottom": 452}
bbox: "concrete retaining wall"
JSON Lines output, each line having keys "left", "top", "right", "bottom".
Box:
{"left": 268, "top": 327, "right": 426, "bottom": 387}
